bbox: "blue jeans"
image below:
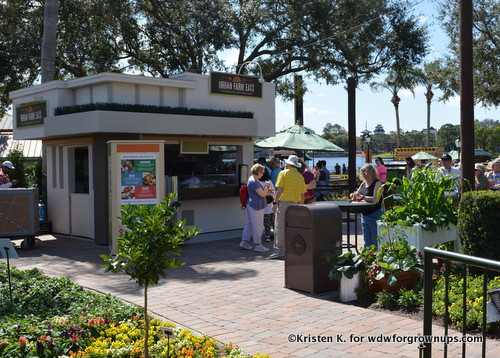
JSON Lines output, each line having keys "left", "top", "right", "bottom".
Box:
{"left": 361, "top": 208, "right": 383, "bottom": 248}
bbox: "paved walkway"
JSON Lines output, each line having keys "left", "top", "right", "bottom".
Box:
{"left": 3, "top": 234, "right": 500, "bottom": 358}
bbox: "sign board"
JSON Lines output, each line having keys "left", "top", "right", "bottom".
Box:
{"left": 108, "top": 141, "right": 165, "bottom": 252}
{"left": 394, "top": 147, "right": 445, "bottom": 160}
{"left": 0, "top": 239, "right": 19, "bottom": 259}
{"left": 210, "top": 72, "right": 262, "bottom": 98}
{"left": 16, "top": 101, "right": 47, "bottom": 127}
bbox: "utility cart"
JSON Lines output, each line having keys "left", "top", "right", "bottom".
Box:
{"left": 0, "top": 188, "right": 40, "bottom": 249}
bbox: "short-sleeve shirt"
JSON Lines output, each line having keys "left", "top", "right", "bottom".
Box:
{"left": 276, "top": 167, "right": 307, "bottom": 203}
{"left": 0, "top": 169, "right": 12, "bottom": 188}
{"left": 303, "top": 171, "right": 315, "bottom": 199}
{"left": 377, "top": 164, "right": 387, "bottom": 181}
{"left": 247, "top": 177, "right": 266, "bottom": 210}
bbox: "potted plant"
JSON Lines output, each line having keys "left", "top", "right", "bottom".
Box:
{"left": 378, "top": 168, "right": 460, "bottom": 254}
{"left": 325, "top": 250, "right": 365, "bottom": 302}
{"left": 367, "top": 225, "right": 424, "bottom": 293}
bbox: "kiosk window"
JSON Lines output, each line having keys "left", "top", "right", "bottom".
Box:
{"left": 74, "top": 147, "right": 89, "bottom": 194}
{"left": 165, "top": 144, "right": 238, "bottom": 199}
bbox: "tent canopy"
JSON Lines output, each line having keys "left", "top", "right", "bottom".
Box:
{"left": 411, "top": 151, "right": 437, "bottom": 160}
{"left": 255, "top": 125, "right": 344, "bottom": 152}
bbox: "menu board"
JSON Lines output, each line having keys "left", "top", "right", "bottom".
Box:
{"left": 108, "top": 140, "right": 165, "bottom": 253}
{"left": 120, "top": 154, "right": 157, "bottom": 205}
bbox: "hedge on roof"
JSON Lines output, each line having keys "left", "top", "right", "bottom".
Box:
{"left": 53, "top": 102, "right": 254, "bottom": 118}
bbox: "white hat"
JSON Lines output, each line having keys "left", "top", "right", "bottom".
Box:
{"left": 285, "top": 155, "right": 301, "bottom": 168}
{"left": 2, "top": 161, "right": 14, "bottom": 169}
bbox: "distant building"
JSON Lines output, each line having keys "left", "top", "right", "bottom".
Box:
{"left": 373, "top": 124, "right": 385, "bottom": 135}
{"left": 0, "top": 113, "right": 42, "bottom": 162}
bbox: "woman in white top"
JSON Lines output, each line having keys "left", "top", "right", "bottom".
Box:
{"left": 487, "top": 158, "right": 500, "bottom": 188}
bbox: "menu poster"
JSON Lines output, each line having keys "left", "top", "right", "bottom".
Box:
{"left": 120, "top": 154, "right": 157, "bottom": 205}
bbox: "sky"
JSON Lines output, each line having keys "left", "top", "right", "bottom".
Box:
{"left": 226, "top": 0, "right": 499, "bottom": 136}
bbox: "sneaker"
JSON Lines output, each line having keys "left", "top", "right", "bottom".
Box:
{"left": 239, "top": 241, "right": 253, "bottom": 250}
{"left": 268, "top": 252, "right": 283, "bottom": 259}
{"left": 254, "top": 245, "right": 270, "bottom": 252}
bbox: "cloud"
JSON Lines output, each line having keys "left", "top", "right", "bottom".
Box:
{"left": 304, "top": 107, "right": 336, "bottom": 116}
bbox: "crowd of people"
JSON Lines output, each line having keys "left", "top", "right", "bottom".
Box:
{"left": 240, "top": 153, "right": 500, "bottom": 256}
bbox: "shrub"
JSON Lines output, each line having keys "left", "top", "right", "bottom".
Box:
{"left": 374, "top": 291, "right": 396, "bottom": 309}
{"left": 397, "top": 288, "right": 422, "bottom": 311}
{"left": 458, "top": 191, "right": 500, "bottom": 261}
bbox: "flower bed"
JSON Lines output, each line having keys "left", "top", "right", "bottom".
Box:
{"left": 0, "top": 263, "right": 270, "bottom": 358}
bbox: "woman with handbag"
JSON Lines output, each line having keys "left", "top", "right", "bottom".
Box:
{"left": 239, "top": 164, "right": 271, "bottom": 252}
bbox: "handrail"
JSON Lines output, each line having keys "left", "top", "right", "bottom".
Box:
{"left": 424, "top": 247, "right": 500, "bottom": 271}
{"left": 422, "top": 247, "right": 500, "bottom": 358}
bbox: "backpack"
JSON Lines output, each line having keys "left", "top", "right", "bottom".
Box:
{"left": 239, "top": 184, "right": 249, "bottom": 209}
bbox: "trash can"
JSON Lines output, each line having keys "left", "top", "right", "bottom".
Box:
{"left": 284, "top": 203, "right": 342, "bottom": 294}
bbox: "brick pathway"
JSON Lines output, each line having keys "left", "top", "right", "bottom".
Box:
{"left": 3, "top": 234, "right": 500, "bottom": 357}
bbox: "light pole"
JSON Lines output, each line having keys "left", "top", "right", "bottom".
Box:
{"left": 237, "top": 61, "right": 265, "bottom": 83}
{"left": 455, "top": 137, "right": 461, "bottom": 162}
{"left": 365, "top": 134, "right": 372, "bottom": 163}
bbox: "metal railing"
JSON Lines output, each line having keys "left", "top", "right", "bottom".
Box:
{"left": 422, "top": 247, "right": 500, "bottom": 357}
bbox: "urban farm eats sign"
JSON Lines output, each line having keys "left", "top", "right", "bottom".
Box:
{"left": 16, "top": 101, "right": 47, "bottom": 127}
{"left": 210, "top": 72, "right": 262, "bottom": 98}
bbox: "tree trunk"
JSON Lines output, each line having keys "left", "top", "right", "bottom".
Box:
{"left": 426, "top": 88, "right": 434, "bottom": 147}
{"left": 392, "top": 94, "right": 401, "bottom": 147}
{"left": 144, "top": 284, "right": 149, "bottom": 358}
{"left": 41, "top": 0, "right": 59, "bottom": 83}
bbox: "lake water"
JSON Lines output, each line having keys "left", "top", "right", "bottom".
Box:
{"left": 305, "top": 155, "right": 375, "bottom": 173}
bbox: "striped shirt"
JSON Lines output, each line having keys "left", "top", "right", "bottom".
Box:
{"left": 276, "top": 167, "right": 307, "bottom": 203}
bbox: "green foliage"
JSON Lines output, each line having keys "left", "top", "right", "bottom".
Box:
{"left": 396, "top": 288, "right": 422, "bottom": 312}
{"left": 374, "top": 291, "right": 396, "bottom": 309}
{"left": 436, "top": 0, "right": 500, "bottom": 107}
{"left": 25, "top": 158, "right": 43, "bottom": 190}
{"left": 367, "top": 227, "right": 423, "bottom": 286}
{"left": 54, "top": 102, "right": 254, "bottom": 119}
{"left": 101, "top": 194, "right": 199, "bottom": 358}
{"left": 0, "top": 263, "right": 266, "bottom": 358}
{"left": 458, "top": 191, "right": 500, "bottom": 261}
{"left": 325, "top": 250, "right": 364, "bottom": 280}
{"left": 382, "top": 168, "right": 458, "bottom": 232}
{"left": 102, "top": 195, "right": 199, "bottom": 287}
{"left": 433, "top": 271, "right": 500, "bottom": 331}
{"left": 6, "top": 147, "right": 27, "bottom": 187}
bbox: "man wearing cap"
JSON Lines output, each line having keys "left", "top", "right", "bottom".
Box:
{"left": 269, "top": 155, "right": 307, "bottom": 260}
{"left": 0, "top": 161, "right": 17, "bottom": 188}
{"left": 436, "top": 154, "right": 461, "bottom": 191}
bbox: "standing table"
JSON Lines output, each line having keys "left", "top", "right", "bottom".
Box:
{"left": 315, "top": 201, "right": 377, "bottom": 252}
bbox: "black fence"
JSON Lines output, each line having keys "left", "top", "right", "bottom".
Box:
{"left": 422, "top": 247, "right": 500, "bottom": 358}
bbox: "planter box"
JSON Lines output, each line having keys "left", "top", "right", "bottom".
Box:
{"left": 340, "top": 272, "right": 363, "bottom": 302}
{"left": 377, "top": 222, "right": 459, "bottom": 255}
{"left": 369, "top": 270, "right": 420, "bottom": 294}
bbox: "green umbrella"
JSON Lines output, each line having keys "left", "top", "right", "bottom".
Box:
{"left": 474, "top": 149, "right": 492, "bottom": 157}
{"left": 448, "top": 149, "right": 492, "bottom": 161}
{"left": 411, "top": 151, "right": 437, "bottom": 160}
{"left": 255, "top": 125, "right": 344, "bottom": 152}
{"left": 448, "top": 150, "right": 459, "bottom": 160}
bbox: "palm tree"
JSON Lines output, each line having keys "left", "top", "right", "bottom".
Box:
{"left": 41, "top": 0, "right": 59, "bottom": 83}
{"left": 414, "top": 61, "right": 441, "bottom": 147}
{"left": 371, "top": 69, "right": 419, "bottom": 147}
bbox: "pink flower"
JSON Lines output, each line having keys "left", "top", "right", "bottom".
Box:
{"left": 19, "top": 336, "right": 27, "bottom": 347}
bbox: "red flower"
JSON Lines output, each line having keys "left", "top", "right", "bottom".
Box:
{"left": 19, "top": 336, "right": 28, "bottom": 347}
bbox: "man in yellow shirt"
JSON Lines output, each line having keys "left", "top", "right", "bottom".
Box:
{"left": 269, "top": 155, "right": 307, "bottom": 260}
